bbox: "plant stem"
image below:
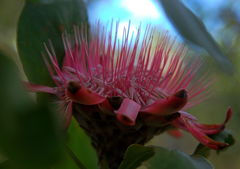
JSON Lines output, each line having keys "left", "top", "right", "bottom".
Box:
{"left": 66, "top": 145, "right": 88, "bottom": 169}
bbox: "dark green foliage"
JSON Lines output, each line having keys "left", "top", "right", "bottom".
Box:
{"left": 148, "top": 146, "right": 213, "bottom": 169}
{"left": 0, "top": 51, "right": 64, "bottom": 169}
{"left": 118, "top": 144, "right": 155, "bottom": 169}
{"left": 119, "top": 144, "right": 213, "bottom": 169}
{"left": 159, "top": 0, "right": 233, "bottom": 74}
{"left": 17, "top": 0, "right": 88, "bottom": 84}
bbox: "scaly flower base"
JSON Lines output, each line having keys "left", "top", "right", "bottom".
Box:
{"left": 72, "top": 100, "right": 175, "bottom": 169}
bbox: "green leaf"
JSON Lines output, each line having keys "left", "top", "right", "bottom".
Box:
{"left": 118, "top": 144, "right": 155, "bottom": 169}
{"left": 67, "top": 120, "right": 99, "bottom": 169}
{"left": 148, "top": 147, "right": 213, "bottom": 169}
{"left": 159, "top": 0, "right": 233, "bottom": 74}
{"left": 17, "top": 0, "right": 88, "bottom": 84}
{"left": 53, "top": 119, "right": 99, "bottom": 169}
{"left": 211, "top": 130, "right": 235, "bottom": 146}
{"left": 0, "top": 51, "right": 64, "bottom": 169}
{"left": 192, "top": 144, "right": 211, "bottom": 158}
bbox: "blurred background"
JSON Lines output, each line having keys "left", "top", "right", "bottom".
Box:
{"left": 0, "top": 0, "right": 239, "bottom": 169}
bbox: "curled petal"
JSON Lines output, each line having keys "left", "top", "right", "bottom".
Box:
{"left": 196, "top": 124, "right": 224, "bottom": 135}
{"left": 115, "top": 98, "right": 141, "bottom": 126}
{"left": 182, "top": 118, "right": 228, "bottom": 150}
{"left": 178, "top": 111, "right": 198, "bottom": 121}
{"left": 223, "top": 107, "right": 233, "bottom": 124}
{"left": 195, "top": 107, "right": 233, "bottom": 135}
{"left": 24, "top": 82, "right": 56, "bottom": 94}
{"left": 142, "top": 89, "right": 188, "bottom": 116}
{"left": 172, "top": 110, "right": 231, "bottom": 150}
{"left": 66, "top": 81, "right": 106, "bottom": 105}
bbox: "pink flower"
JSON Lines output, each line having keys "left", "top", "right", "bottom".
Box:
{"left": 26, "top": 23, "right": 232, "bottom": 151}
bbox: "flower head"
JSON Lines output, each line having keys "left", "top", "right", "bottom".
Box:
{"left": 26, "top": 22, "right": 232, "bottom": 166}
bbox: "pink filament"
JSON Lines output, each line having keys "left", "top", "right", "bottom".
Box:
{"left": 43, "top": 22, "right": 210, "bottom": 109}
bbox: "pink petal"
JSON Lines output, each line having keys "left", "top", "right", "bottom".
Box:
{"left": 195, "top": 123, "right": 225, "bottom": 135}
{"left": 24, "top": 82, "right": 56, "bottom": 94}
{"left": 195, "top": 107, "right": 233, "bottom": 135}
{"left": 180, "top": 118, "right": 228, "bottom": 150}
{"left": 142, "top": 89, "right": 188, "bottom": 116}
{"left": 224, "top": 107, "right": 233, "bottom": 124}
{"left": 66, "top": 81, "right": 106, "bottom": 105}
{"left": 178, "top": 111, "right": 198, "bottom": 121}
{"left": 115, "top": 98, "right": 141, "bottom": 126}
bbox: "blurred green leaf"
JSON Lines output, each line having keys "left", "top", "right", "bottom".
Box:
{"left": 118, "top": 145, "right": 213, "bottom": 169}
{"left": 118, "top": 144, "right": 155, "bottom": 169}
{"left": 148, "top": 146, "right": 213, "bottom": 169}
{"left": 0, "top": 0, "right": 24, "bottom": 30}
{"left": 211, "top": 130, "right": 235, "bottom": 146}
{"left": 67, "top": 120, "right": 99, "bottom": 169}
{"left": 194, "top": 130, "right": 235, "bottom": 157}
{"left": 54, "top": 119, "right": 99, "bottom": 169}
{"left": 17, "top": 0, "right": 88, "bottom": 84}
{"left": 0, "top": 160, "right": 9, "bottom": 169}
{"left": 159, "top": 0, "right": 233, "bottom": 74}
{"left": 65, "top": 146, "right": 87, "bottom": 169}
{"left": 193, "top": 144, "right": 211, "bottom": 158}
{"left": 0, "top": 51, "right": 64, "bottom": 169}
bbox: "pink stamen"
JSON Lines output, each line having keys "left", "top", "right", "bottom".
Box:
{"left": 116, "top": 98, "right": 141, "bottom": 126}
{"left": 24, "top": 82, "right": 56, "bottom": 94}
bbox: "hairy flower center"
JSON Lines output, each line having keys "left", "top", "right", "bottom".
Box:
{"left": 64, "top": 64, "right": 170, "bottom": 106}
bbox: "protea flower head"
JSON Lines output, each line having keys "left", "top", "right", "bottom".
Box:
{"left": 26, "top": 22, "right": 232, "bottom": 169}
